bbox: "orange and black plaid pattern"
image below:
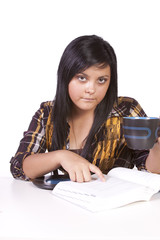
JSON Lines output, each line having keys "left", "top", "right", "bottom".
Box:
{"left": 10, "top": 97, "right": 149, "bottom": 180}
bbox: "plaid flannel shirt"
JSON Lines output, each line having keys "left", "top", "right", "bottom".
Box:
{"left": 10, "top": 96, "right": 149, "bottom": 180}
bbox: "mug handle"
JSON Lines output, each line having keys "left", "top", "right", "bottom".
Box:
{"left": 155, "top": 126, "right": 160, "bottom": 138}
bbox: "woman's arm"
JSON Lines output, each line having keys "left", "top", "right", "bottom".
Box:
{"left": 22, "top": 151, "right": 61, "bottom": 179}
{"left": 10, "top": 101, "right": 51, "bottom": 180}
{"left": 145, "top": 137, "right": 160, "bottom": 173}
{"left": 23, "top": 150, "right": 105, "bottom": 182}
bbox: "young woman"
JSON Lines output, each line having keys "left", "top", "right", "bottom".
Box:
{"left": 10, "top": 35, "right": 160, "bottom": 182}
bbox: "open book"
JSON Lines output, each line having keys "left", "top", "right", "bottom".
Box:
{"left": 52, "top": 167, "right": 160, "bottom": 212}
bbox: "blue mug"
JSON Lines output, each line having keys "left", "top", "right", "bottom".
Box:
{"left": 123, "top": 117, "right": 160, "bottom": 150}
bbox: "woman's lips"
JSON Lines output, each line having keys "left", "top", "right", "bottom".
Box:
{"left": 81, "top": 98, "right": 95, "bottom": 101}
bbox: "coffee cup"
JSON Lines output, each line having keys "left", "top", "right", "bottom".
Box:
{"left": 123, "top": 117, "right": 160, "bottom": 150}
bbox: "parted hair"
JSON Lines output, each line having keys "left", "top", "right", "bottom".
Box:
{"left": 51, "top": 35, "right": 118, "bottom": 159}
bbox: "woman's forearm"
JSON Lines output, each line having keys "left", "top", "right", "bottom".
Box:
{"left": 23, "top": 149, "right": 105, "bottom": 182}
{"left": 23, "top": 150, "right": 64, "bottom": 179}
{"left": 145, "top": 138, "right": 160, "bottom": 173}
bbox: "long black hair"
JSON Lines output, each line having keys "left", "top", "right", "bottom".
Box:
{"left": 51, "top": 35, "right": 118, "bottom": 158}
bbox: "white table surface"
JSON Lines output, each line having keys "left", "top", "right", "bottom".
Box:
{"left": 0, "top": 177, "right": 160, "bottom": 240}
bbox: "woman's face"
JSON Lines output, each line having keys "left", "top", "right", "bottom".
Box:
{"left": 68, "top": 65, "right": 111, "bottom": 114}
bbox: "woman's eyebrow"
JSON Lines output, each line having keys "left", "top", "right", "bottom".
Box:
{"left": 99, "top": 75, "right": 110, "bottom": 78}
{"left": 77, "top": 72, "right": 88, "bottom": 77}
{"left": 77, "top": 73, "right": 110, "bottom": 78}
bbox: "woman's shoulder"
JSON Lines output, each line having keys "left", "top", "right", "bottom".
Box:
{"left": 38, "top": 100, "right": 54, "bottom": 114}
{"left": 32, "top": 101, "right": 55, "bottom": 128}
{"left": 117, "top": 96, "right": 139, "bottom": 105}
{"left": 112, "top": 96, "right": 145, "bottom": 117}
{"left": 40, "top": 100, "right": 54, "bottom": 109}
{"left": 33, "top": 101, "right": 54, "bottom": 121}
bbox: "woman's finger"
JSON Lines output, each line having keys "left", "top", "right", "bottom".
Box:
{"left": 89, "top": 164, "right": 106, "bottom": 182}
{"left": 82, "top": 167, "right": 91, "bottom": 182}
{"left": 75, "top": 169, "right": 85, "bottom": 183}
{"left": 69, "top": 170, "right": 76, "bottom": 182}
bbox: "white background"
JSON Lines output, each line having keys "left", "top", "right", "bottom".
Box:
{"left": 0, "top": 0, "right": 159, "bottom": 177}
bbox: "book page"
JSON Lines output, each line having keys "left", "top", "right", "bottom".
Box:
{"left": 52, "top": 175, "right": 156, "bottom": 211}
{"left": 108, "top": 167, "right": 160, "bottom": 191}
{"left": 53, "top": 176, "right": 154, "bottom": 199}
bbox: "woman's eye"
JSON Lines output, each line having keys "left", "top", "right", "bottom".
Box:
{"left": 98, "top": 78, "right": 107, "bottom": 84}
{"left": 77, "top": 76, "right": 86, "bottom": 82}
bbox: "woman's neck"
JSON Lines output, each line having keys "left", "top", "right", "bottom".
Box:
{"left": 68, "top": 109, "right": 94, "bottom": 150}
{"left": 70, "top": 105, "right": 95, "bottom": 120}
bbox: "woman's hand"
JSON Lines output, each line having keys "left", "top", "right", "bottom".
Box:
{"left": 23, "top": 149, "right": 105, "bottom": 182}
{"left": 145, "top": 137, "right": 160, "bottom": 173}
{"left": 59, "top": 150, "right": 105, "bottom": 183}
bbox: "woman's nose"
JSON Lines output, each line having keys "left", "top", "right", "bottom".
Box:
{"left": 85, "top": 81, "right": 95, "bottom": 94}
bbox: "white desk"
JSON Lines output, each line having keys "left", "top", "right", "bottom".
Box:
{"left": 0, "top": 177, "right": 160, "bottom": 240}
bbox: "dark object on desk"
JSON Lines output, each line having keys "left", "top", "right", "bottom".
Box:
{"left": 123, "top": 117, "right": 160, "bottom": 150}
{"left": 32, "top": 174, "right": 70, "bottom": 190}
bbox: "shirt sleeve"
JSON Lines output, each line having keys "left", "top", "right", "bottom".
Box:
{"left": 10, "top": 101, "right": 52, "bottom": 180}
{"left": 115, "top": 143, "right": 149, "bottom": 170}
{"left": 114, "top": 97, "right": 150, "bottom": 170}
